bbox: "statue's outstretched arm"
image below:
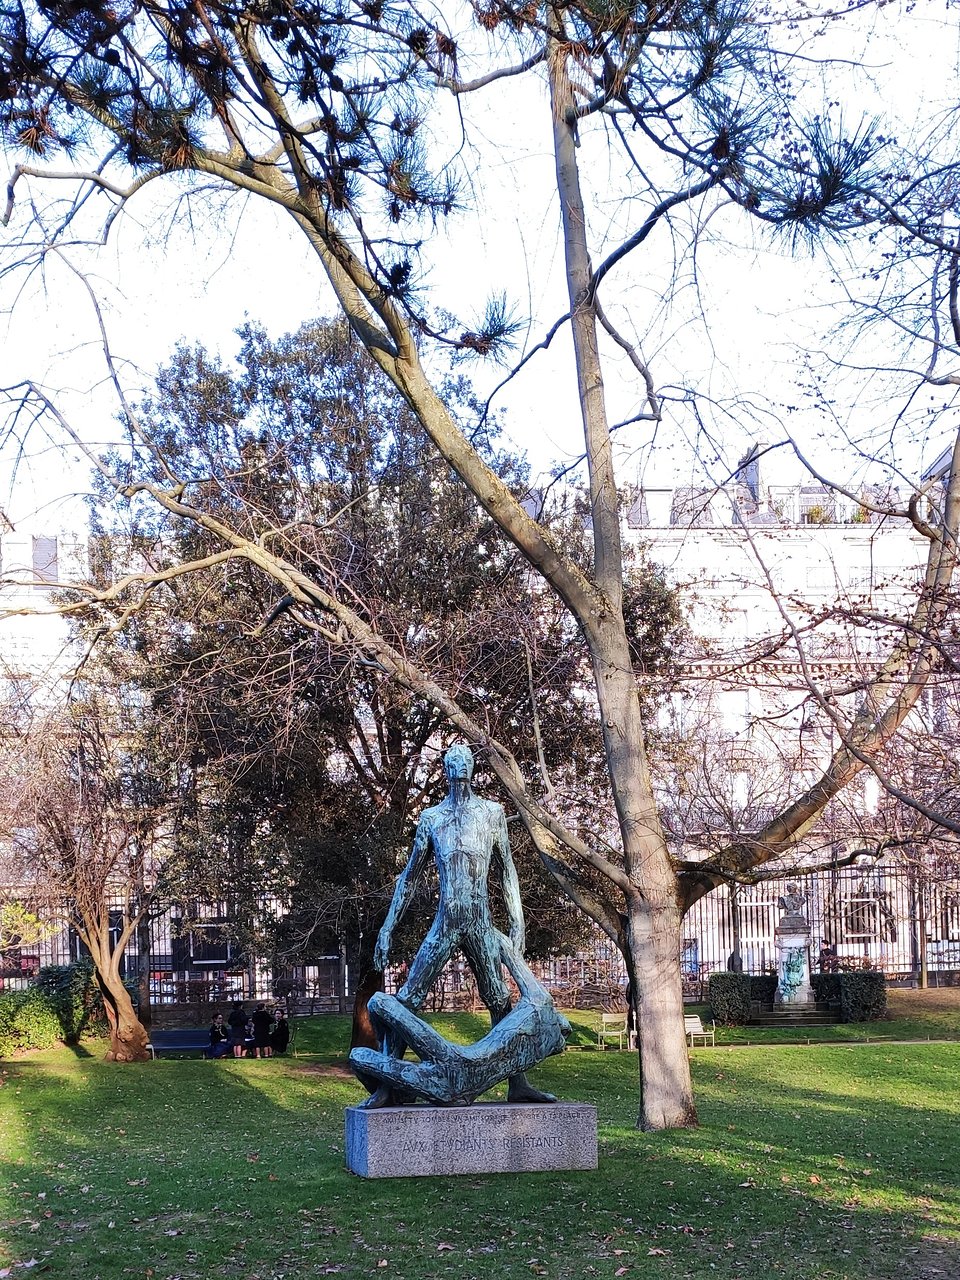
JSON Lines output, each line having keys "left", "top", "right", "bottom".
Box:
{"left": 495, "top": 807, "right": 525, "bottom": 955}
{"left": 374, "top": 818, "right": 431, "bottom": 970}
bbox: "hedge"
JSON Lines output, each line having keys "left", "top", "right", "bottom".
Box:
{"left": 840, "top": 970, "right": 887, "bottom": 1022}
{"left": 749, "top": 974, "right": 778, "bottom": 1005}
{"left": 0, "top": 987, "right": 63, "bottom": 1058}
{"left": 708, "top": 971, "right": 752, "bottom": 1025}
{"left": 33, "top": 960, "right": 109, "bottom": 1041}
{"left": 811, "top": 972, "right": 841, "bottom": 1004}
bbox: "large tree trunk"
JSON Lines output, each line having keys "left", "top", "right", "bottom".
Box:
{"left": 547, "top": 31, "right": 696, "bottom": 1129}
{"left": 587, "top": 629, "right": 697, "bottom": 1127}
{"left": 85, "top": 931, "right": 151, "bottom": 1062}
{"left": 627, "top": 890, "right": 698, "bottom": 1130}
{"left": 136, "top": 914, "right": 153, "bottom": 1029}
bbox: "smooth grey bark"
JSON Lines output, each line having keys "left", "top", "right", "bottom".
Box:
{"left": 545, "top": 31, "right": 695, "bottom": 1128}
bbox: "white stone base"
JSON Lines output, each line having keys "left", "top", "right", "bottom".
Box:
{"left": 775, "top": 929, "right": 814, "bottom": 1005}
{"left": 345, "top": 1102, "right": 598, "bottom": 1178}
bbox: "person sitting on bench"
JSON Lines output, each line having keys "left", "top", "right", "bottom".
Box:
{"left": 208, "top": 1013, "right": 231, "bottom": 1059}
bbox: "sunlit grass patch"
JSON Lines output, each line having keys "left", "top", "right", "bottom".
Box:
{"left": 1, "top": 1027, "right": 958, "bottom": 1280}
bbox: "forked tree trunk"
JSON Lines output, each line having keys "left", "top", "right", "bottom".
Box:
{"left": 85, "top": 932, "right": 151, "bottom": 1062}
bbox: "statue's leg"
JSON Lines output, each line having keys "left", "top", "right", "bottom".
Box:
{"left": 359, "top": 923, "right": 454, "bottom": 1110}
{"left": 465, "top": 929, "right": 557, "bottom": 1105}
{"left": 396, "top": 922, "right": 455, "bottom": 1021}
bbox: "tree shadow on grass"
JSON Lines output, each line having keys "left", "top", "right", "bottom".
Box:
{"left": 1, "top": 1044, "right": 958, "bottom": 1280}
{"left": 62, "top": 1040, "right": 95, "bottom": 1058}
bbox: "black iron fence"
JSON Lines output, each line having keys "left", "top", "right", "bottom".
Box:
{"left": 3, "top": 861, "right": 956, "bottom": 1007}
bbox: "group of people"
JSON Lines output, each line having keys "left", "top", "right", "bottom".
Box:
{"left": 208, "top": 1002, "right": 290, "bottom": 1059}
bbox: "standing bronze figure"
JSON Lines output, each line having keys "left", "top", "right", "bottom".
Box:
{"left": 351, "top": 744, "right": 568, "bottom": 1106}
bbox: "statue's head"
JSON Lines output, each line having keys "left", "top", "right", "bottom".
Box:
{"left": 786, "top": 882, "right": 800, "bottom": 894}
{"left": 443, "top": 744, "right": 475, "bottom": 782}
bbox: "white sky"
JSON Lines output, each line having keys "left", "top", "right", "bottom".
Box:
{"left": 1, "top": 1, "right": 959, "bottom": 531}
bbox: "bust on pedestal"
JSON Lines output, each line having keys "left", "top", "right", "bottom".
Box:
{"left": 774, "top": 883, "right": 814, "bottom": 1006}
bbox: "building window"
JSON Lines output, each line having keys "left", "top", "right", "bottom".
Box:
{"left": 31, "top": 536, "right": 58, "bottom": 590}
{"left": 843, "top": 894, "right": 878, "bottom": 940}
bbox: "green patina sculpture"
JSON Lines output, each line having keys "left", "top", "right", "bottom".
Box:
{"left": 350, "top": 744, "right": 569, "bottom": 1107}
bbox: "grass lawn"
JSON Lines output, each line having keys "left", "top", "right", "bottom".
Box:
{"left": 2, "top": 1009, "right": 958, "bottom": 1280}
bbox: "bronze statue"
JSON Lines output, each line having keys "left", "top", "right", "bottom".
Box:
{"left": 351, "top": 744, "right": 568, "bottom": 1106}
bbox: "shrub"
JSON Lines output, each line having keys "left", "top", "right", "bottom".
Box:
{"left": 811, "top": 972, "right": 841, "bottom": 1004}
{"left": 0, "top": 987, "right": 62, "bottom": 1058}
{"left": 708, "top": 972, "right": 752, "bottom": 1025}
{"left": 840, "top": 971, "right": 887, "bottom": 1022}
{"left": 749, "top": 974, "right": 778, "bottom": 1005}
{"left": 34, "top": 960, "right": 108, "bottom": 1041}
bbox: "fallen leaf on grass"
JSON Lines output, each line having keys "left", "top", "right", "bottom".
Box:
{"left": 647, "top": 1248, "right": 670, "bottom": 1256}
{"left": 615, "top": 1267, "right": 630, "bottom": 1276}
{"left": 436, "top": 1243, "right": 455, "bottom": 1252}
{"left": 376, "top": 1259, "right": 388, "bottom": 1268}
{"left": 809, "top": 1175, "right": 823, "bottom": 1185}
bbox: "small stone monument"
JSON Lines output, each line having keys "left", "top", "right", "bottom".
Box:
{"left": 774, "top": 883, "right": 815, "bottom": 1006}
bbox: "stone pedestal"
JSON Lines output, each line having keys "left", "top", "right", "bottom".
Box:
{"left": 345, "top": 1102, "right": 598, "bottom": 1178}
{"left": 775, "top": 926, "right": 814, "bottom": 1006}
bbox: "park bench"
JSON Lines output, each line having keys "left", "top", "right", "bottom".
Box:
{"left": 146, "top": 1028, "right": 212, "bottom": 1059}
{"left": 684, "top": 1015, "right": 715, "bottom": 1048}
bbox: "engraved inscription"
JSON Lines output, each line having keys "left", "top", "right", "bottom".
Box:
{"left": 502, "top": 1135, "right": 563, "bottom": 1149}
{"left": 345, "top": 1102, "right": 598, "bottom": 1178}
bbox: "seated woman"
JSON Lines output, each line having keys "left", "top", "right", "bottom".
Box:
{"left": 208, "top": 1013, "right": 231, "bottom": 1059}
{"left": 269, "top": 1008, "right": 290, "bottom": 1055}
